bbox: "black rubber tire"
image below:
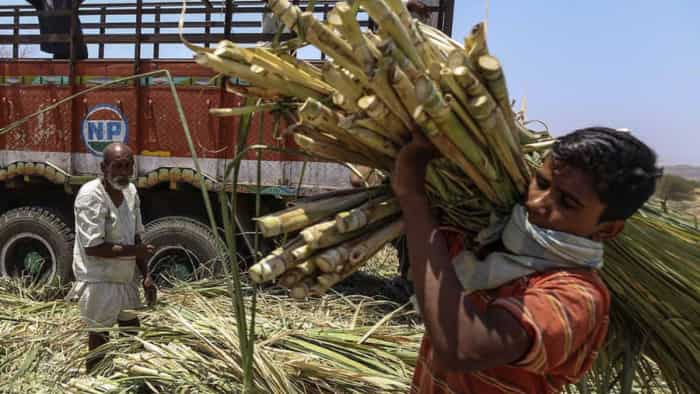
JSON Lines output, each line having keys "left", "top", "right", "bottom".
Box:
{"left": 142, "top": 216, "right": 227, "bottom": 281}
{"left": 0, "top": 207, "right": 74, "bottom": 285}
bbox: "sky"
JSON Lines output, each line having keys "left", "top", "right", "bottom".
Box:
{"left": 2, "top": 0, "right": 698, "bottom": 165}
{"left": 452, "top": 1, "right": 700, "bottom": 166}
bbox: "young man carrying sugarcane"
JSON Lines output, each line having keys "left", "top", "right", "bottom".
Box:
{"left": 393, "top": 127, "right": 661, "bottom": 393}
{"left": 65, "top": 143, "right": 156, "bottom": 373}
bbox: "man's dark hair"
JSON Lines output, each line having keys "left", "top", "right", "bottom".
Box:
{"left": 552, "top": 127, "right": 662, "bottom": 222}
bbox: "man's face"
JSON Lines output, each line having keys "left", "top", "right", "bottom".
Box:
{"left": 525, "top": 157, "right": 612, "bottom": 239}
{"left": 102, "top": 152, "right": 134, "bottom": 190}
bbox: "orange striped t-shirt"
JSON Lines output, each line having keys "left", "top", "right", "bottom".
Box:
{"left": 411, "top": 267, "right": 611, "bottom": 394}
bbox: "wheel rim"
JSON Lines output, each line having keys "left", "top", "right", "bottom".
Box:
{"left": 148, "top": 246, "right": 199, "bottom": 286}
{"left": 0, "top": 232, "right": 57, "bottom": 285}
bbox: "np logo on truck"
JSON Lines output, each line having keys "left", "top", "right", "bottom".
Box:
{"left": 81, "top": 104, "right": 129, "bottom": 156}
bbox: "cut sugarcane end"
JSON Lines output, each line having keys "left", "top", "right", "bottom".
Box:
{"left": 248, "top": 264, "right": 264, "bottom": 283}
{"left": 350, "top": 245, "right": 370, "bottom": 265}
{"left": 336, "top": 210, "right": 368, "bottom": 233}
{"left": 256, "top": 216, "right": 283, "bottom": 238}
{"left": 477, "top": 55, "right": 501, "bottom": 75}
{"left": 315, "top": 247, "right": 348, "bottom": 273}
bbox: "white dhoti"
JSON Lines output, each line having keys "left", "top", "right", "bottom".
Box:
{"left": 66, "top": 281, "right": 143, "bottom": 328}
{"left": 68, "top": 179, "right": 147, "bottom": 329}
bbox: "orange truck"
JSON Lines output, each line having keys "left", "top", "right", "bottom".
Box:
{"left": 0, "top": 0, "right": 454, "bottom": 285}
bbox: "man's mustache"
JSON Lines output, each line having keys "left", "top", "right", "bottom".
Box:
{"left": 111, "top": 176, "right": 130, "bottom": 184}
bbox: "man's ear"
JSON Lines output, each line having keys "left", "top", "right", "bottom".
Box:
{"left": 591, "top": 220, "right": 625, "bottom": 241}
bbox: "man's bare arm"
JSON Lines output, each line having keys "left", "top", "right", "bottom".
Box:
{"left": 393, "top": 133, "right": 530, "bottom": 372}
{"left": 134, "top": 234, "right": 150, "bottom": 279}
{"left": 84, "top": 243, "right": 150, "bottom": 261}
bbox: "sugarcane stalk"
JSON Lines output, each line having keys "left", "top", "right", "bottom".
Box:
{"left": 296, "top": 127, "right": 393, "bottom": 171}
{"left": 249, "top": 49, "right": 333, "bottom": 94}
{"left": 359, "top": 0, "right": 424, "bottom": 70}
{"left": 328, "top": 2, "right": 380, "bottom": 74}
{"left": 439, "top": 67, "right": 468, "bottom": 107}
{"left": 389, "top": 65, "right": 419, "bottom": 114}
{"left": 410, "top": 19, "right": 445, "bottom": 66}
{"left": 369, "top": 57, "right": 415, "bottom": 128}
{"left": 306, "top": 222, "right": 375, "bottom": 251}
{"left": 225, "top": 80, "right": 282, "bottom": 100}
{"left": 294, "top": 133, "right": 391, "bottom": 170}
{"left": 255, "top": 186, "right": 386, "bottom": 237}
{"left": 214, "top": 40, "right": 248, "bottom": 62}
{"left": 357, "top": 95, "right": 410, "bottom": 141}
{"left": 440, "top": 66, "right": 488, "bottom": 147}
{"left": 425, "top": 164, "right": 450, "bottom": 199}
{"left": 447, "top": 48, "right": 469, "bottom": 72}
{"left": 301, "top": 220, "right": 337, "bottom": 247}
{"left": 315, "top": 246, "right": 350, "bottom": 273}
{"left": 378, "top": 39, "right": 420, "bottom": 81}
{"left": 418, "top": 22, "right": 463, "bottom": 52}
{"left": 268, "top": 0, "right": 355, "bottom": 61}
{"left": 291, "top": 186, "right": 381, "bottom": 205}
{"left": 293, "top": 125, "right": 339, "bottom": 145}
{"left": 477, "top": 56, "right": 513, "bottom": 114}
{"left": 278, "top": 53, "right": 323, "bottom": 79}
{"left": 216, "top": 41, "right": 331, "bottom": 94}
{"left": 290, "top": 244, "right": 313, "bottom": 262}
{"left": 444, "top": 93, "right": 487, "bottom": 147}
{"left": 385, "top": 0, "right": 414, "bottom": 28}
{"left": 428, "top": 61, "right": 444, "bottom": 82}
{"left": 298, "top": 98, "right": 344, "bottom": 134}
{"left": 455, "top": 65, "right": 529, "bottom": 187}
{"left": 248, "top": 237, "right": 305, "bottom": 283}
{"left": 336, "top": 197, "right": 400, "bottom": 233}
{"left": 322, "top": 63, "right": 364, "bottom": 112}
{"left": 279, "top": 261, "right": 317, "bottom": 289}
{"left": 413, "top": 106, "right": 502, "bottom": 205}
{"left": 267, "top": 0, "right": 302, "bottom": 31}
{"left": 248, "top": 247, "right": 283, "bottom": 283}
{"left": 195, "top": 52, "right": 322, "bottom": 100}
{"left": 414, "top": 76, "right": 499, "bottom": 181}
{"left": 466, "top": 95, "right": 528, "bottom": 192}
{"left": 299, "top": 12, "right": 368, "bottom": 81}
{"left": 341, "top": 114, "right": 405, "bottom": 145}
{"left": 209, "top": 103, "right": 278, "bottom": 117}
{"left": 267, "top": 1, "right": 367, "bottom": 80}
{"left": 350, "top": 219, "right": 404, "bottom": 265}
{"left": 299, "top": 98, "right": 372, "bottom": 154}
{"left": 346, "top": 127, "right": 400, "bottom": 158}
{"left": 316, "top": 219, "right": 405, "bottom": 292}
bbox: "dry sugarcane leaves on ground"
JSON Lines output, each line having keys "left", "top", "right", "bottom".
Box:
{"left": 0, "top": 277, "right": 422, "bottom": 394}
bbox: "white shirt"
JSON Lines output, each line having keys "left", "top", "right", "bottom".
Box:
{"left": 72, "top": 179, "right": 145, "bottom": 283}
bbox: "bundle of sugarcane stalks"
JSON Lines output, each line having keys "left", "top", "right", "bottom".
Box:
{"left": 183, "top": 1, "right": 699, "bottom": 392}
{"left": 186, "top": 0, "right": 552, "bottom": 297}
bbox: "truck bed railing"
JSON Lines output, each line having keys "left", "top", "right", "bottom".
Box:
{"left": 0, "top": 0, "right": 455, "bottom": 60}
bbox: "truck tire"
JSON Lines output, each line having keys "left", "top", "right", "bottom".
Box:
{"left": 0, "top": 207, "right": 74, "bottom": 286}
{"left": 142, "top": 216, "right": 227, "bottom": 285}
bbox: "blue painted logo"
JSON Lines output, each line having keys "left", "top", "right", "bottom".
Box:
{"left": 81, "top": 104, "right": 129, "bottom": 156}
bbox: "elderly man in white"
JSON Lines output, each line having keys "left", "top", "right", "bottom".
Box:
{"left": 66, "top": 142, "right": 156, "bottom": 373}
